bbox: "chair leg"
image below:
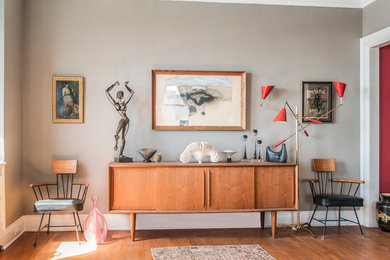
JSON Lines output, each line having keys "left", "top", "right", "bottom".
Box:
{"left": 76, "top": 212, "right": 83, "bottom": 232}
{"left": 338, "top": 207, "right": 341, "bottom": 228}
{"left": 353, "top": 207, "right": 365, "bottom": 239}
{"left": 34, "top": 213, "right": 45, "bottom": 246}
{"left": 309, "top": 205, "right": 318, "bottom": 226}
{"left": 47, "top": 213, "right": 52, "bottom": 234}
{"left": 72, "top": 212, "right": 80, "bottom": 244}
{"left": 323, "top": 207, "right": 329, "bottom": 239}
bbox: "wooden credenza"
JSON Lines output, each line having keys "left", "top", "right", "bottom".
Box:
{"left": 108, "top": 162, "right": 298, "bottom": 240}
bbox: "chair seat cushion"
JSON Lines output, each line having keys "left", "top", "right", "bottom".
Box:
{"left": 34, "top": 199, "right": 84, "bottom": 212}
{"left": 314, "top": 195, "right": 363, "bottom": 207}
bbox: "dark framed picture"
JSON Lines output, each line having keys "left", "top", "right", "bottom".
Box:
{"left": 152, "top": 70, "right": 246, "bottom": 130}
{"left": 302, "top": 81, "right": 333, "bottom": 123}
{"left": 52, "top": 76, "right": 84, "bottom": 123}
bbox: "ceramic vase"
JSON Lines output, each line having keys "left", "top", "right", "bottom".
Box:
{"left": 376, "top": 193, "right": 390, "bottom": 232}
{"left": 84, "top": 196, "right": 108, "bottom": 244}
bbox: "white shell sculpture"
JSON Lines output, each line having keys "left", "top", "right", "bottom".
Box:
{"left": 180, "top": 142, "right": 219, "bottom": 164}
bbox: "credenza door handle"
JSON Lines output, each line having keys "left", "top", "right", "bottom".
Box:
{"left": 208, "top": 169, "right": 211, "bottom": 208}
{"left": 203, "top": 170, "right": 206, "bottom": 209}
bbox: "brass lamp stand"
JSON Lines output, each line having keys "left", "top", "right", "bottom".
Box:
{"left": 275, "top": 105, "right": 314, "bottom": 237}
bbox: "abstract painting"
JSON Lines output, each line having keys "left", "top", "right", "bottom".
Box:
{"left": 152, "top": 70, "right": 246, "bottom": 130}
{"left": 302, "top": 81, "right": 333, "bottom": 122}
{"left": 52, "top": 76, "right": 84, "bottom": 123}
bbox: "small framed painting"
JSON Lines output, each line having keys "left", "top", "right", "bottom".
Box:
{"left": 152, "top": 70, "right": 246, "bottom": 130}
{"left": 302, "top": 81, "right": 333, "bottom": 123}
{"left": 52, "top": 76, "right": 84, "bottom": 123}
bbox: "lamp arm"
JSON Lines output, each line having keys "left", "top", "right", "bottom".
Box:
{"left": 285, "top": 102, "right": 309, "bottom": 137}
{"left": 262, "top": 104, "right": 315, "bottom": 121}
{"left": 261, "top": 104, "right": 298, "bottom": 118}
{"left": 273, "top": 103, "right": 344, "bottom": 147}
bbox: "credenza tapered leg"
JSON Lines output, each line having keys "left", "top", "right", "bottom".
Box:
{"left": 130, "top": 213, "right": 136, "bottom": 241}
{"left": 260, "top": 212, "right": 265, "bottom": 230}
{"left": 271, "top": 211, "right": 277, "bottom": 238}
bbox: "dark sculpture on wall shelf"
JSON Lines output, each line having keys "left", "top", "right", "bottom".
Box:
{"left": 106, "top": 81, "right": 134, "bottom": 162}
{"left": 266, "top": 143, "right": 287, "bottom": 163}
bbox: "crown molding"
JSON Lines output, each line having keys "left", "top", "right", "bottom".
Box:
{"left": 360, "top": 0, "right": 376, "bottom": 8}
{"left": 162, "top": 0, "right": 377, "bottom": 8}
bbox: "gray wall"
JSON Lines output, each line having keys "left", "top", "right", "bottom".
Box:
{"left": 4, "top": 0, "right": 24, "bottom": 226}
{"left": 363, "top": 0, "right": 390, "bottom": 36}
{"left": 22, "top": 0, "right": 362, "bottom": 216}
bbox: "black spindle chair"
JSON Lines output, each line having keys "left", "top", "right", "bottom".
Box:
{"left": 30, "top": 160, "right": 89, "bottom": 246}
{"left": 309, "top": 158, "right": 365, "bottom": 239}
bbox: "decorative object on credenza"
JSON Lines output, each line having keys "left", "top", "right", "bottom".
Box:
{"left": 251, "top": 130, "right": 258, "bottom": 159}
{"left": 84, "top": 196, "right": 108, "bottom": 245}
{"left": 266, "top": 144, "right": 287, "bottom": 163}
{"left": 138, "top": 148, "right": 158, "bottom": 163}
{"left": 257, "top": 140, "right": 263, "bottom": 162}
{"left": 152, "top": 70, "right": 246, "bottom": 131}
{"left": 302, "top": 81, "right": 333, "bottom": 122}
{"left": 106, "top": 81, "right": 135, "bottom": 162}
{"left": 180, "top": 142, "right": 219, "bottom": 163}
{"left": 52, "top": 76, "right": 84, "bottom": 123}
{"left": 250, "top": 129, "right": 262, "bottom": 162}
{"left": 376, "top": 193, "right": 390, "bottom": 232}
{"left": 152, "top": 152, "right": 162, "bottom": 163}
{"left": 223, "top": 150, "right": 236, "bottom": 163}
{"left": 240, "top": 134, "right": 249, "bottom": 162}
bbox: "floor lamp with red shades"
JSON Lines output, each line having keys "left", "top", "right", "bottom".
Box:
{"left": 260, "top": 82, "right": 347, "bottom": 236}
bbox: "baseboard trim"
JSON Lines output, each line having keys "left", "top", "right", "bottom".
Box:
{"left": 0, "top": 216, "right": 25, "bottom": 250}
{"left": 0, "top": 209, "right": 364, "bottom": 249}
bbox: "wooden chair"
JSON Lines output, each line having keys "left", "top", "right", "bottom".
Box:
{"left": 30, "top": 160, "right": 89, "bottom": 246}
{"left": 309, "top": 158, "right": 364, "bottom": 239}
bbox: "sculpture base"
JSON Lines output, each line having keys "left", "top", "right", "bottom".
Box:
{"left": 240, "top": 158, "right": 249, "bottom": 162}
{"left": 114, "top": 156, "right": 133, "bottom": 163}
{"left": 250, "top": 159, "right": 263, "bottom": 163}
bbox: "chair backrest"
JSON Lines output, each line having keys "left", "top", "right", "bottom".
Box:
{"left": 312, "top": 158, "right": 335, "bottom": 195}
{"left": 53, "top": 160, "right": 78, "bottom": 198}
{"left": 53, "top": 160, "right": 77, "bottom": 174}
{"left": 313, "top": 159, "right": 335, "bottom": 172}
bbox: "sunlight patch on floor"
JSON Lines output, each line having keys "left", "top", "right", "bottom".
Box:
{"left": 50, "top": 241, "right": 97, "bottom": 259}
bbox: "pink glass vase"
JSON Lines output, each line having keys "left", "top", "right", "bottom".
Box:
{"left": 84, "top": 196, "right": 107, "bottom": 244}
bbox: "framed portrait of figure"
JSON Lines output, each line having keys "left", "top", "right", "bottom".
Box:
{"left": 152, "top": 70, "right": 246, "bottom": 130}
{"left": 302, "top": 81, "right": 333, "bottom": 123}
{"left": 52, "top": 76, "right": 84, "bottom": 123}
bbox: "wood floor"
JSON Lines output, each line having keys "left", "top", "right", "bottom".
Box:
{"left": 1, "top": 226, "right": 390, "bottom": 259}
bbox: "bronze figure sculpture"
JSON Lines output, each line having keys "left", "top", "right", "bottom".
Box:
{"left": 106, "top": 81, "right": 134, "bottom": 162}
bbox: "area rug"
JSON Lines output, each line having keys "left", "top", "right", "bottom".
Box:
{"left": 151, "top": 244, "right": 275, "bottom": 260}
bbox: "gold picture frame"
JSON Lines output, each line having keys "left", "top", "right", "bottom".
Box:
{"left": 52, "top": 76, "right": 84, "bottom": 123}
{"left": 152, "top": 70, "right": 246, "bottom": 131}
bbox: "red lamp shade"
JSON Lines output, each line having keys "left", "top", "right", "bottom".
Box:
{"left": 273, "top": 107, "right": 287, "bottom": 122}
{"left": 261, "top": 85, "right": 274, "bottom": 99}
{"left": 333, "top": 82, "right": 346, "bottom": 98}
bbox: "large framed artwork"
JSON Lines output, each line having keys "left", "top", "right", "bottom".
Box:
{"left": 52, "top": 76, "right": 84, "bottom": 123}
{"left": 302, "top": 81, "right": 333, "bottom": 123}
{"left": 152, "top": 70, "right": 246, "bottom": 130}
